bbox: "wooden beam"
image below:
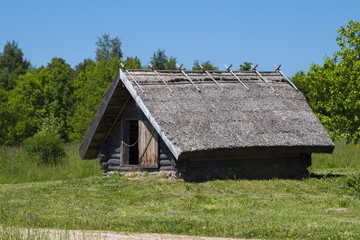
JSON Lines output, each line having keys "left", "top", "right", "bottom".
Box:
{"left": 177, "top": 64, "right": 201, "bottom": 92}
{"left": 274, "top": 65, "right": 299, "bottom": 91}
{"left": 225, "top": 64, "right": 249, "bottom": 90}
{"left": 251, "top": 65, "right": 276, "bottom": 93}
{"left": 199, "top": 65, "right": 221, "bottom": 88}
{"left": 103, "top": 95, "right": 131, "bottom": 143}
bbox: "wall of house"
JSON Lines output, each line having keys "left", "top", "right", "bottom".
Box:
{"left": 99, "top": 99, "right": 140, "bottom": 171}
{"left": 175, "top": 154, "right": 312, "bottom": 182}
{"left": 98, "top": 99, "right": 176, "bottom": 172}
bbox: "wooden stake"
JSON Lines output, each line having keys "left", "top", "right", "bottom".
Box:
{"left": 225, "top": 64, "right": 249, "bottom": 90}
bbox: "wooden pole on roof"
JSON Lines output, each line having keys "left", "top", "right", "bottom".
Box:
{"left": 274, "top": 65, "right": 299, "bottom": 91}
{"left": 120, "top": 63, "right": 145, "bottom": 93}
{"left": 177, "top": 64, "right": 201, "bottom": 92}
{"left": 225, "top": 64, "right": 249, "bottom": 90}
{"left": 251, "top": 64, "right": 276, "bottom": 93}
{"left": 199, "top": 64, "right": 221, "bottom": 88}
{"left": 149, "top": 64, "right": 173, "bottom": 92}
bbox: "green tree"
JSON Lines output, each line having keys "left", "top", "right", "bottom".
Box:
{"left": 123, "top": 56, "right": 143, "bottom": 69}
{"left": 297, "top": 20, "right": 360, "bottom": 142}
{"left": 6, "top": 58, "right": 74, "bottom": 144}
{"left": 95, "top": 34, "right": 122, "bottom": 62}
{"left": 150, "top": 49, "right": 168, "bottom": 70}
{"left": 239, "top": 62, "right": 253, "bottom": 71}
{"left": 192, "top": 60, "right": 218, "bottom": 70}
{"left": 0, "top": 41, "right": 30, "bottom": 90}
{"left": 74, "top": 58, "right": 95, "bottom": 76}
{"left": 0, "top": 88, "right": 18, "bottom": 145}
{"left": 165, "top": 57, "right": 177, "bottom": 70}
{"left": 149, "top": 50, "right": 177, "bottom": 70}
{"left": 291, "top": 71, "right": 308, "bottom": 94}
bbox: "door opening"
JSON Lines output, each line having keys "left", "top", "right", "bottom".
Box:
{"left": 128, "top": 120, "right": 139, "bottom": 165}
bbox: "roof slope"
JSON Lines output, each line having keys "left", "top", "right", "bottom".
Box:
{"left": 80, "top": 69, "right": 334, "bottom": 159}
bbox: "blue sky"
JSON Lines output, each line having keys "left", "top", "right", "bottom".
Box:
{"left": 1, "top": 0, "right": 359, "bottom": 76}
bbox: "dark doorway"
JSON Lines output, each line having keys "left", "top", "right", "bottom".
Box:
{"left": 128, "top": 120, "right": 139, "bottom": 165}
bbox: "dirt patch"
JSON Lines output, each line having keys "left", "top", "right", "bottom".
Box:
{"left": 22, "top": 228, "right": 261, "bottom": 240}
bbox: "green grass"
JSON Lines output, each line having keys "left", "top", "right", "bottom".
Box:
{"left": 0, "top": 175, "right": 359, "bottom": 240}
{"left": 0, "top": 144, "right": 102, "bottom": 184}
{"left": 312, "top": 139, "right": 360, "bottom": 170}
{"left": 0, "top": 140, "right": 359, "bottom": 240}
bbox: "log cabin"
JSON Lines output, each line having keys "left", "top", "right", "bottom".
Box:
{"left": 79, "top": 67, "right": 334, "bottom": 181}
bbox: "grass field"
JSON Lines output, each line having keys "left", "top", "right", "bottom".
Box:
{"left": 0, "top": 141, "right": 359, "bottom": 240}
{"left": 0, "top": 144, "right": 102, "bottom": 184}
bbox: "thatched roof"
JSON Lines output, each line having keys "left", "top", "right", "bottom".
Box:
{"left": 80, "top": 69, "right": 334, "bottom": 160}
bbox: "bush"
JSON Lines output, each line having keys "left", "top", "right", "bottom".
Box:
{"left": 24, "top": 132, "right": 65, "bottom": 165}
{"left": 347, "top": 173, "right": 360, "bottom": 195}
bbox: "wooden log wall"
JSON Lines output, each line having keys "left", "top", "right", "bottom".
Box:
{"left": 98, "top": 98, "right": 176, "bottom": 172}
{"left": 177, "top": 154, "right": 311, "bottom": 182}
{"left": 99, "top": 99, "right": 141, "bottom": 171}
{"left": 158, "top": 139, "right": 176, "bottom": 171}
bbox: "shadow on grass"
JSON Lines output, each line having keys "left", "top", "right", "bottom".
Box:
{"left": 308, "top": 172, "right": 346, "bottom": 179}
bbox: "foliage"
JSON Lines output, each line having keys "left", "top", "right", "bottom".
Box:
{"left": 291, "top": 70, "right": 308, "bottom": 94}
{"left": 123, "top": 56, "right": 143, "bottom": 69}
{"left": 150, "top": 49, "right": 177, "bottom": 70}
{"left": 192, "top": 60, "right": 218, "bottom": 70}
{"left": 150, "top": 49, "right": 167, "bottom": 70}
{"left": 239, "top": 62, "right": 253, "bottom": 71}
{"left": 95, "top": 33, "right": 122, "bottom": 62}
{"left": 23, "top": 115, "right": 65, "bottom": 166}
{"left": 0, "top": 41, "right": 30, "bottom": 90}
{"left": 5, "top": 58, "right": 74, "bottom": 144}
{"left": 24, "top": 131, "right": 65, "bottom": 165}
{"left": 347, "top": 173, "right": 360, "bottom": 195}
{"left": 293, "top": 20, "right": 360, "bottom": 143}
{"left": 74, "top": 58, "right": 95, "bottom": 76}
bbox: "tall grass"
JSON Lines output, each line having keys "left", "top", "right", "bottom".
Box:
{"left": 312, "top": 139, "right": 360, "bottom": 171}
{"left": 0, "top": 144, "right": 101, "bottom": 184}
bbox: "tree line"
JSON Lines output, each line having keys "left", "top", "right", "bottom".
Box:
{"left": 0, "top": 34, "right": 251, "bottom": 146}
{"left": 1, "top": 20, "right": 359, "bottom": 147}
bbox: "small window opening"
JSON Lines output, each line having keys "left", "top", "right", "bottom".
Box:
{"left": 128, "top": 120, "right": 139, "bottom": 165}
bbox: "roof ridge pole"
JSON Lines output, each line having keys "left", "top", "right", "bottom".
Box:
{"left": 251, "top": 64, "right": 276, "bottom": 93}
{"left": 149, "top": 64, "right": 173, "bottom": 92}
{"left": 274, "top": 65, "right": 299, "bottom": 91}
{"left": 199, "top": 64, "right": 221, "bottom": 88}
{"left": 176, "top": 64, "right": 201, "bottom": 92}
{"left": 225, "top": 64, "right": 249, "bottom": 90}
{"left": 120, "top": 63, "right": 145, "bottom": 93}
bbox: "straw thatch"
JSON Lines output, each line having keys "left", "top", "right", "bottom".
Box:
{"left": 80, "top": 69, "right": 334, "bottom": 160}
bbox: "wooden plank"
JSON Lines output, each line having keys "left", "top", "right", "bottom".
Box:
{"left": 138, "top": 120, "right": 158, "bottom": 168}
{"left": 274, "top": 65, "right": 299, "bottom": 91}
{"left": 103, "top": 96, "right": 130, "bottom": 142}
{"left": 177, "top": 64, "right": 201, "bottom": 92}
{"left": 120, "top": 120, "right": 129, "bottom": 165}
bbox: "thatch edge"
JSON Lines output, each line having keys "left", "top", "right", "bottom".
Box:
{"left": 119, "top": 69, "right": 181, "bottom": 160}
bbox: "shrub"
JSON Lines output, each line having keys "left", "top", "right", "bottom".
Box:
{"left": 24, "top": 132, "right": 65, "bottom": 165}
{"left": 346, "top": 174, "right": 360, "bottom": 195}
